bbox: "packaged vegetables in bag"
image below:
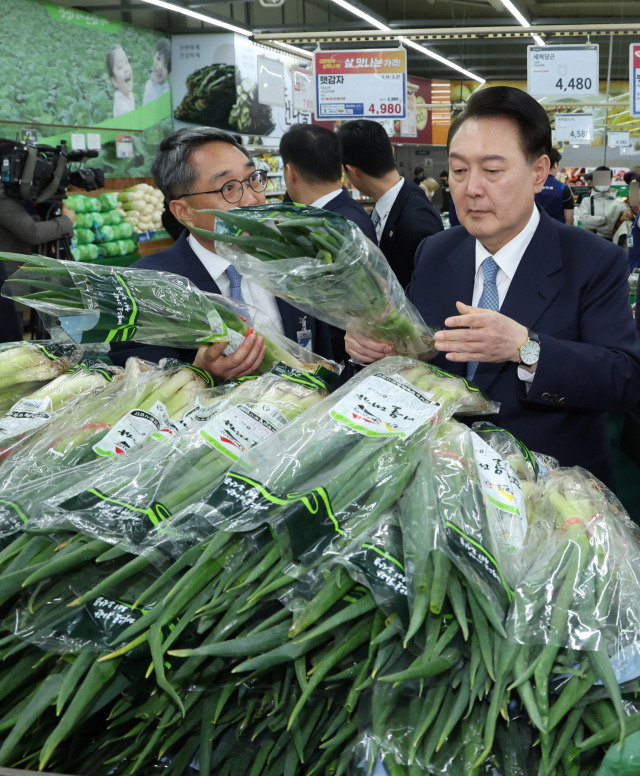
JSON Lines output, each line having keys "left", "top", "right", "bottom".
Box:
{"left": 193, "top": 204, "right": 437, "bottom": 361}
{"left": 1, "top": 253, "right": 341, "bottom": 380}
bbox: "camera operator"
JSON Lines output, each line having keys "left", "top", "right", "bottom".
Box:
{"left": 0, "top": 183, "right": 76, "bottom": 342}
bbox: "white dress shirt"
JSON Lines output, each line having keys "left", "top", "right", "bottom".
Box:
{"left": 188, "top": 233, "right": 285, "bottom": 335}
{"left": 311, "top": 189, "right": 343, "bottom": 209}
{"left": 372, "top": 178, "right": 404, "bottom": 242}
{"left": 470, "top": 206, "right": 540, "bottom": 383}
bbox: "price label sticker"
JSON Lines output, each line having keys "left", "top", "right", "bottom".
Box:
{"left": 554, "top": 112, "right": 594, "bottom": 144}
{"left": 608, "top": 130, "right": 630, "bottom": 148}
{"left": 527, "top": 45, "right": 599, "bottom": 98}
{"left": 314, "top": 49, "right": 406, "bottom": 119}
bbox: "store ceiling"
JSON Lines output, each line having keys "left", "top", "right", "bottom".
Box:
{"left": 55, "top": 0, "right": 640, "bottom": 85}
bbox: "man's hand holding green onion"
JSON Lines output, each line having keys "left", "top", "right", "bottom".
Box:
{"left": 193, "top": 332, "right": 266, "bottom": 381}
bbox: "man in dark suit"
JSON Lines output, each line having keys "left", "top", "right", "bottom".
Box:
{"left": 337, "top": 119, "right": 443, "bottom": 288}
{"left": 110, "top": 127, "right": 334, "bottom": 379}
{"left": 345, "top": 86, "right": 640, "bottom": 489}
{"left": 278, "top": 124, "right": 376, "bottom": 243}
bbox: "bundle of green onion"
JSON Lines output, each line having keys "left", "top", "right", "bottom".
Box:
{"left": 195, "top": 204, "right": 436, "bottom": 361}
{"left": 1, "top": 252, "right": 339, "bottom": 379}
{"left": 0, "top": 340, "right": 82, "bottom": 414}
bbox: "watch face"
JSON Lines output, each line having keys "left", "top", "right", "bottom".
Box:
{"left": 520, "top": 340, "right": 540, "bottom": 365}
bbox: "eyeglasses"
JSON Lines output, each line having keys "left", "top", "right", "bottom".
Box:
{"left": 181, "top": 169, "right": 268, "bottom": 204}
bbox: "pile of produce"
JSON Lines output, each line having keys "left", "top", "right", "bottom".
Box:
{"left": 66, "top": 193, "right": 137, "bottom": 262}
{"left": 0, "top": 348, "right": 638, "bottom": 776}
{"left": 117, "top": 182, "right": 165, "bottom": 235}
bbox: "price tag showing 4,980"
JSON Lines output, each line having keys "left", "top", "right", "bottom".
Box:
{"left": 527, "top": 45, "right": 600, "bottom": 98}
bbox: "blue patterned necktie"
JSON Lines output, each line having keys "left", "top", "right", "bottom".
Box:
{"left": 466, "top": 256, "right": 500, "bottom": 382}
{"left": 370, "top": 206, "right": 380, "bottom": 228}
{"left": 226, "top": 264, "right": 245, "bottom": 302}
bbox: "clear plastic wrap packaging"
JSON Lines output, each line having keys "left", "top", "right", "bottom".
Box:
{"left": 0, "top": 339, "right": 83, "bottom": 414}
{"left": 139, "top": 357, "right": 498, "bottom": 565}
{"left": 0, "top": 357, "right": 213, "bottom": 495}
{"left": 0, "top": 359, "right": 122, "bottom": 466}
{"left": 31, "top": 365, "right": 330, "bottom": 550}
{"left": 203, "top": 204, "right": 437, "bottom": 361}
{"left": 2, "top": 252, "right": 341, "bottom": 379}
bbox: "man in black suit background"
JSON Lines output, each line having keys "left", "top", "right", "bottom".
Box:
{"left": 110, "top": 127, "right": 335, "bottom": 378}
{"left": 337, "top": 119, "right": 443, "bottom": 288}
{"left": 278, "top": 124, "right": 377, "bottom": 243}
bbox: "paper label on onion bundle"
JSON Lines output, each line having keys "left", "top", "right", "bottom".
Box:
{"left": 92, "top": 408, "right": 161, "bottom": 456}
{"left": 471, "top": 431, "right": 527, "bottom": 552}
{"left": 330, "top": 373, "right": 439, "bottom": 437}
{"left": 0, "top": 397, "right": 53, "bottom": 439}
{"left": 200, "top": 401, "right": 287, "bottom": 461}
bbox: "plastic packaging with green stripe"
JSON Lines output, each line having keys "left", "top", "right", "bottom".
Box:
{"left": 0, "top": 252, "right": 341, "bottom": 379}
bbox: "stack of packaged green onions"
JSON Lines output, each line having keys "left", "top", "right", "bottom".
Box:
{"left": 0, "top": 346, "right": 639, "bottom": 776}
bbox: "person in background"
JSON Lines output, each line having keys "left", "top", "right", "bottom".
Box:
{"left": 420, "top": 177, "right": 439, "bottom": 202}
{"left": 278, "top": 124, "right": 376, "bottom": 243}
{"left": 0, "top": 180, "right": 76, "bottom": 342}
{"left": 337, "top": 119, "right": 443, "bottom": 288}
{"left": 109, "top": 127, "right": 335, "bottom": 379}
{"left": 143, "top": 38, "right": 171, "bottom": 105}
{"left": 535, "top": 147, "right": 574, "bottom": 225}
{"left": 412, "top": 166, "right": 425, "bottom": 185}
{"left": 107, "top": 43, "right": 135, "bottom": 118}
{"left": 345, "top": 85, "right": 640, "bottom": 490}
{"left": 626, "top": 175, "right": 640, "bottom": 270}
{"left": 439, "top": 170, "right": 451, "bottom": 213}
{"left": 579, "top": 165, "right": 631, "bottom": 240}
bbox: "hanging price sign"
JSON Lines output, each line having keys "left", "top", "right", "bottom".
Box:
{"left": 527, "top": 45, "right": 599, "bottom": 98}
{"left": 292, "top": 67, "right": 314, "bottom": 113}
{"left": 630, "top": 44, "right": 640, "bottom": 116}
{"left": 608, "top": 130, "right": 630, "bottom": 148}
{"left": 554, "top": 112, "right": 594, "bottom": 144}
{"left": 314, "top": 49, "right": 406, "bottom": 119}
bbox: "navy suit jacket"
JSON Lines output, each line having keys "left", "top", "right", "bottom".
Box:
{"left": 110, "top": 231, "right": 335, "bottom": 366}
{"left": 379, "top": 180, "right": 444, "bottom": 289}
{"left": 322, "top": 189, "right": 377, "bottom": 243}
{"left": 409, "top": 208, "right": 640, "bottom": 489}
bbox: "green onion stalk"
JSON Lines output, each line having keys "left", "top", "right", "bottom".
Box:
{"left": 0, "top": 360, "right": 123, "bottom": 466}
{"left": 141, "top": 358, "right": 498, "bottom": 568}
{"left": 0, "top": 359, "right": 213, "bottom": 492}
{"left": 33, "top": 366, "right": 329, "bottom": 554}
{"left": 0, "top": 340, "right": 83, "bottom": 414}
{"left": 1, "top": 252, "right": 339, "bottom": 378}
{"left": 195, "top": 204, "right": 436, "bottom": 361}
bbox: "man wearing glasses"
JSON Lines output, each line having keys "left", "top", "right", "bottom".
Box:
{"left": 110, "top": 127, "right": 334, "bottom": 379}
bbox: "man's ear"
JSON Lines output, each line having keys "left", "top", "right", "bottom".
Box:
{"left": 284, "top": 162, "right": 297, "bottom": 184}
{"left": 169, "top": 198, "right": 191, "bottom": 227}
{"left": 532, "top": 154, "right": 551, "bottom": 194}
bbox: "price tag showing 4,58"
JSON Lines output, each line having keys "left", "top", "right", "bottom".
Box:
{"left": 554, "top": 112, "right": 594, "bottom": 144}
{"left": 528, "top": 44, "right": 600, "bottom": 98}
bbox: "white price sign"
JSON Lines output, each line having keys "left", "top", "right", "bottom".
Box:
{"left": 528, "top": 45, "right": 599, "bottom": 97}
{"left": 292, "top": 67, "right": 314, "bottom": 113}
{"left": 314, "top": 49, "right": 406, "bottom": 119}
{"left": 608, "top": 130, "right": 630, "bottom": 148}
{"left": 554, "top": 112, "right": 594, "bottom": 144}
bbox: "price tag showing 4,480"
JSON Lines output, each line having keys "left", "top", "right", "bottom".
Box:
{"left": 528, "top": 44, "right": 600, "bottom": 98}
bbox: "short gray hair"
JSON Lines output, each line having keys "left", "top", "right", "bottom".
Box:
{"left": 150, "top": 127, "right": 249, "bottom": 202}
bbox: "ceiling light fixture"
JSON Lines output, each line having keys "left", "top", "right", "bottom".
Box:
{"left": 399, "top": 37, "right": 485, "bottom": 83}
{"left": 326, "top": 0, "right": 391, "bottom": 32}
{"left": 498, "top": 0, "right": 545, "bottom": 46}
{"left": 139, "top": 0, "right": 251, "bottom": 36}
{"left": 265, "top": 41, "right": 313, "bottom": 59}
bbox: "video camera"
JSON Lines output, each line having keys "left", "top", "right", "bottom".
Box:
{"left": 0, "top": 138, "right": 105, "bottom": 204}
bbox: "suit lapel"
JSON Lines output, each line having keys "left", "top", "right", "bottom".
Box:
{"left": 473, "top": 212, "right": 563, "bottom": 394}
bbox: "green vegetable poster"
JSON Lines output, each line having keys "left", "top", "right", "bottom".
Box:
{"left": 0, "top": 0, "right": 173, "bottom": 177}
{"left": 172, "top": 33, "right": 312, "bottom": 142}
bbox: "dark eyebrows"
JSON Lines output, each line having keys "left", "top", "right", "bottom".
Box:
{"left": 448, "top": 152, "right": 507, "bottom": 163}
{"left": 211, "top": 159, "right": 256, "bottom": 183}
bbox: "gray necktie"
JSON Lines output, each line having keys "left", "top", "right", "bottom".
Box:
{"left": 370, "top": 206, "right": 380, "bottom": 228}
{"left": 226, "top": 264, "right": 245, "bottom": 302}
{"left": 466, "top": 256, "right": 500, "bottom": 382}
